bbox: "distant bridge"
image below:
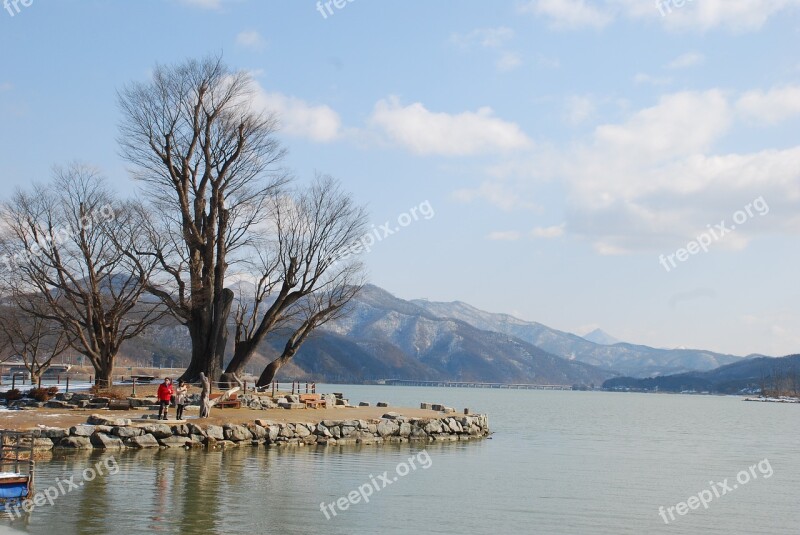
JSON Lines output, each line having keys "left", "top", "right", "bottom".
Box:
{"left": 382, "top": 379, "right": 573, "bottom": 390}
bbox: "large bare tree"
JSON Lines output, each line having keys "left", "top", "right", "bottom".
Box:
{"left": 0, "top": 164, "right": 164, "bottom": 387}
{"left": 118, "top": 55, "right": 288, "bottom": 382}
{"left": 222, "top": 175, "right": 367, "bottom": 386}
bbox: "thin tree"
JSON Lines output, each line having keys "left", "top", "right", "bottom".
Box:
{"left": 256, "top": 274, "right": 363, "bottom": 387}
{"left": 118, "top": 55, "right": 288, "bottom": 382}
{"left": 0, "top": 164, "right": 164, "bottom": 387}
{"left": 222, "top": 175, "right": 367, "bottom": 386}
{"left": 0, "top": 299, "right": 70, "bottom": 384}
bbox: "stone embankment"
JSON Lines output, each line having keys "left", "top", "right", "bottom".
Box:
{"left": 23, "top": 412, "right": 490, "bottom": 451}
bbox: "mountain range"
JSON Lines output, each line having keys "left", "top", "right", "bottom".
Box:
{"left": 122, "top": 284, "right": 763, "bottom": 386}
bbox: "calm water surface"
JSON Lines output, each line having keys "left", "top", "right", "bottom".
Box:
{"left": 2, "top": 386, "right": 798, "bottom": 534}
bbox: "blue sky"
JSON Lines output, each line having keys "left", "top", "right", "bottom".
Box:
{"left": 1, "top": 0, "right": 799, "bottom": 356}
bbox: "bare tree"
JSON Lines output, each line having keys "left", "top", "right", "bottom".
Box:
{"left": 0, "top": 164, "right": 164, "bottom": 387}
{"left": 256, "top": 275, "right": 363, "bottom": 387}
{"left": 222, "top": 175, "right": 367, "bottom": 386}
{"left": 0, "top": 298, "right": 70, "bottom": 384}
{"left": 118, "top": 55, "right": 288, "bottom": 382}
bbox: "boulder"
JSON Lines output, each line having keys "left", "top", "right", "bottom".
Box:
{"left": 112, "top": 426, "right": 144, "bottom": 438}
{"left": 205, "top": 425, "right": 225, "bottom": 440}
{"left": 158, "top": 435, "right": 190, "bottom": 448}
{"left": 223, "top": 424, "right": 253, "bottom": 442}
{"left": 142, "top": 424, "right": 173, "bottom": 439}
{"left": 32, "top": 437, "right": 54, "bottom": 451}
{"left": 45, "top": 400, "right": 71, "bottom": 409}
{"left": 294, "top": 424, "right": 311, "bottom": 438}
{"left": 399, "top": 422, "right": 412, "bottom": 437}
{"left": 382, "top": 412, "right": 402, "bottom": 420}
{"left": 91, "top": 432, "right": 124, "bottom": 449}
{"left": 56, "top": 436, "right": 93, "bottom": 449}
{"left": 376, "top": 420, "right": 400, "bottom": 437}
{"left": 125, "top": 434, "right": 160, "bottom": 448}
{"left": 42, "top": 428, "right": 68, "bottom": 440}
{"left": 377, "top": 402, "right": 389, "bottom": 408}
{"left": 69, "top": 425, "right": 95, "bottom": 437}
{"left": 88, "top": 415, "right": 132, "bottom": 427}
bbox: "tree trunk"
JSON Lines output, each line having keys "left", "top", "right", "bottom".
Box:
{"left": 95, "top": 359, "right": 114, "bottom": 389}
{"left": 199, "top": 372, "right": 211, "bottom": 418}
{"left": 256, "top": 351, "right": 295, "bottom": 388}
{"left": 181, "top": 289, "right": 234, "bottom": 383}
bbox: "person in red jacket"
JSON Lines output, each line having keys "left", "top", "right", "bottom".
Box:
{"left": 156, "top": 378, "right": 173, "bottom": 420}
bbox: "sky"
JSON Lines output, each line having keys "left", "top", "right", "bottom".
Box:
{"left": 0, "top": 0, "right": 799, "bottom": 357}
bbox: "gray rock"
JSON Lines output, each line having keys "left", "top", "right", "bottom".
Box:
{"left": 171, "top": 424, "right": 190, "bottom": 436}
{"left": 249, "top": 425, "right": 267, "bottom": 440}
{"left": 340, "top": 425, "right": 357, "bottom": 438}
{"left": 91, "top": 432, "right": 124, "bottom": 449}
{"left": 32, "top": 437, "right": 54, "bottom": 451}
{"left": 142, "top": 424, "right": 173, "bottom": 439}
{"left": 158, "top": 435, "right": 190, "bottom": 448}
{"left": 112, "top": 426, "right": 144, "bottom": 438}
{"left": 56, "top": 436, "right": 93, "bottom": 449}
{"left": 45, "top": 400, "right": 71, "bottom": 409}
{"left": 70, "top": 425, "right": 95, "bottom": 437}
{"left": 125, "top": 433, "right": 160, "bottom": 448}
{"left": 205, "top": 425, "right": 225, "bottom": 440}
{"left": 424, "top": 420, "right": 443, "bottom": 434}
{"left": 377, "top": 420, "right": 400, "bottom": 437}
{"left": 399, "top": 422, "right": 412, "bottom": 437}
{"left": 223, "top": 424, "right": 253, "bottom": 442}
{"left": 377, "top": 402, "right": 389, "bottom": 408}
{"left": 42, "top": 428, "right": 68, "bottom": 440}
{"left": 294, "top": 424, "right": 311, "bottom": 438}
{"left": 382, "top": 412, "right": 402, "bottom": 420}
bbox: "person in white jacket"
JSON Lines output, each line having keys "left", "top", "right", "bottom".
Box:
{"left": 174, "top": 379, "right": 189, "bottom": 420}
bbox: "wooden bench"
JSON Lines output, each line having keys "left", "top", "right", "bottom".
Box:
{"left": 209, "top": 392, "right": 241, "bottom": 409}
{"left": 299, "top": 394, "right": 325, "bottom": 409}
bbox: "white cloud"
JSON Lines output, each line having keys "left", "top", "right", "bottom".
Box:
{"left": 469, "top": 88, "right": 800, "bottom": 255}
{"left": 487, "top": 230, "right": 523, "bottom": 241}
{"left": 177, "top": 0, "right": 223, "bottom": 9}
{"left": 452, "top": 181, "right": 540, "bottom": 211}
{"left": 565, "top": 95, "right": 595, "bottom": 125}
{"left": 531, "top": 224, "right": 565, "bottom": 238}
{"left": 634, "top": 73, "right": 672, "bottom": 86}
{"left": 250, "top": 85, "right": 341, "bottom": 142}
{"left": 737, "top": 86, "right": 800, "bottom": 125}
{"left": 450, "top": 27, "right": 515, "bottom": 48}
{"left": 524, "top": 0, "right": 800, "bottom": 32}
{"left": 666, "top": 52, "right": 705, "bottom": 69}
{"left": 236, "top": 30, "right": 266, "bottom": 50}
{"left": 521, "top": 0, "right": 613, "bottom": 29}
{"left": 496, "top": 52, "right": 522, "bottom": 72}
{"left": 368, "top": 97, "right": 532, "bottom": 156}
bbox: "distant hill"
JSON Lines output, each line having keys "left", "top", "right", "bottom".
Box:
{"left": 582, "top": 328, "right": 621, "bottom": 345}
{"left": 603, "top": 354, "right": 800, "bottom": 394}
{"left": 411, "top": 295, "right": 748, "bottom": 377}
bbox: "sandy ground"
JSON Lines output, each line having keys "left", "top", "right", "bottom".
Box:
{"left": 0, "top": 405, "right": 446, "bottom": 431}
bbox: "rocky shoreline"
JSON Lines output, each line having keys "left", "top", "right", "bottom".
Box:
{"left": 20, "top": 412, "right": 491, "bottom": 451}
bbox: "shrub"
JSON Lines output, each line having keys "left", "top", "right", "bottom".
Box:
{"left": 27, "top": 387, "right": 58, "bottom": 402}
{"left": 1, "top": 388, "right": 23, "bottom": 401}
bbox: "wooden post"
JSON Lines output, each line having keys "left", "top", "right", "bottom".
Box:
{"left": 244, "top": 380, "right": 247, "bottom": 394}
{"left": 305, "top": 382, "right": 309, "bottom": 394}
{"left": 11, "top": 374, "right": 16, "bottom": 391}
{"left": 37, "top": 376, "right": 42, "bottom": 389}
{"left": 272, "top": 381, "right": 276, "bottom": 396}
{"left": 132, "top": 377, "right": 137, "bottom": 397}
{"left": 57, "top": 374, "right": 61, "bottom": 385}
{"left": 89, "top": 375, "right": 93, "bottom": 385}
{"left": 312, "top": 382, "right": 316, "bottom": 394}
{"left": 66, "top": 376, "right": 70, "bottom": 393}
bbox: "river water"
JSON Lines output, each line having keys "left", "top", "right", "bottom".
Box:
{"left": 2, "top": 386, "right": 798, "bottom": 534}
